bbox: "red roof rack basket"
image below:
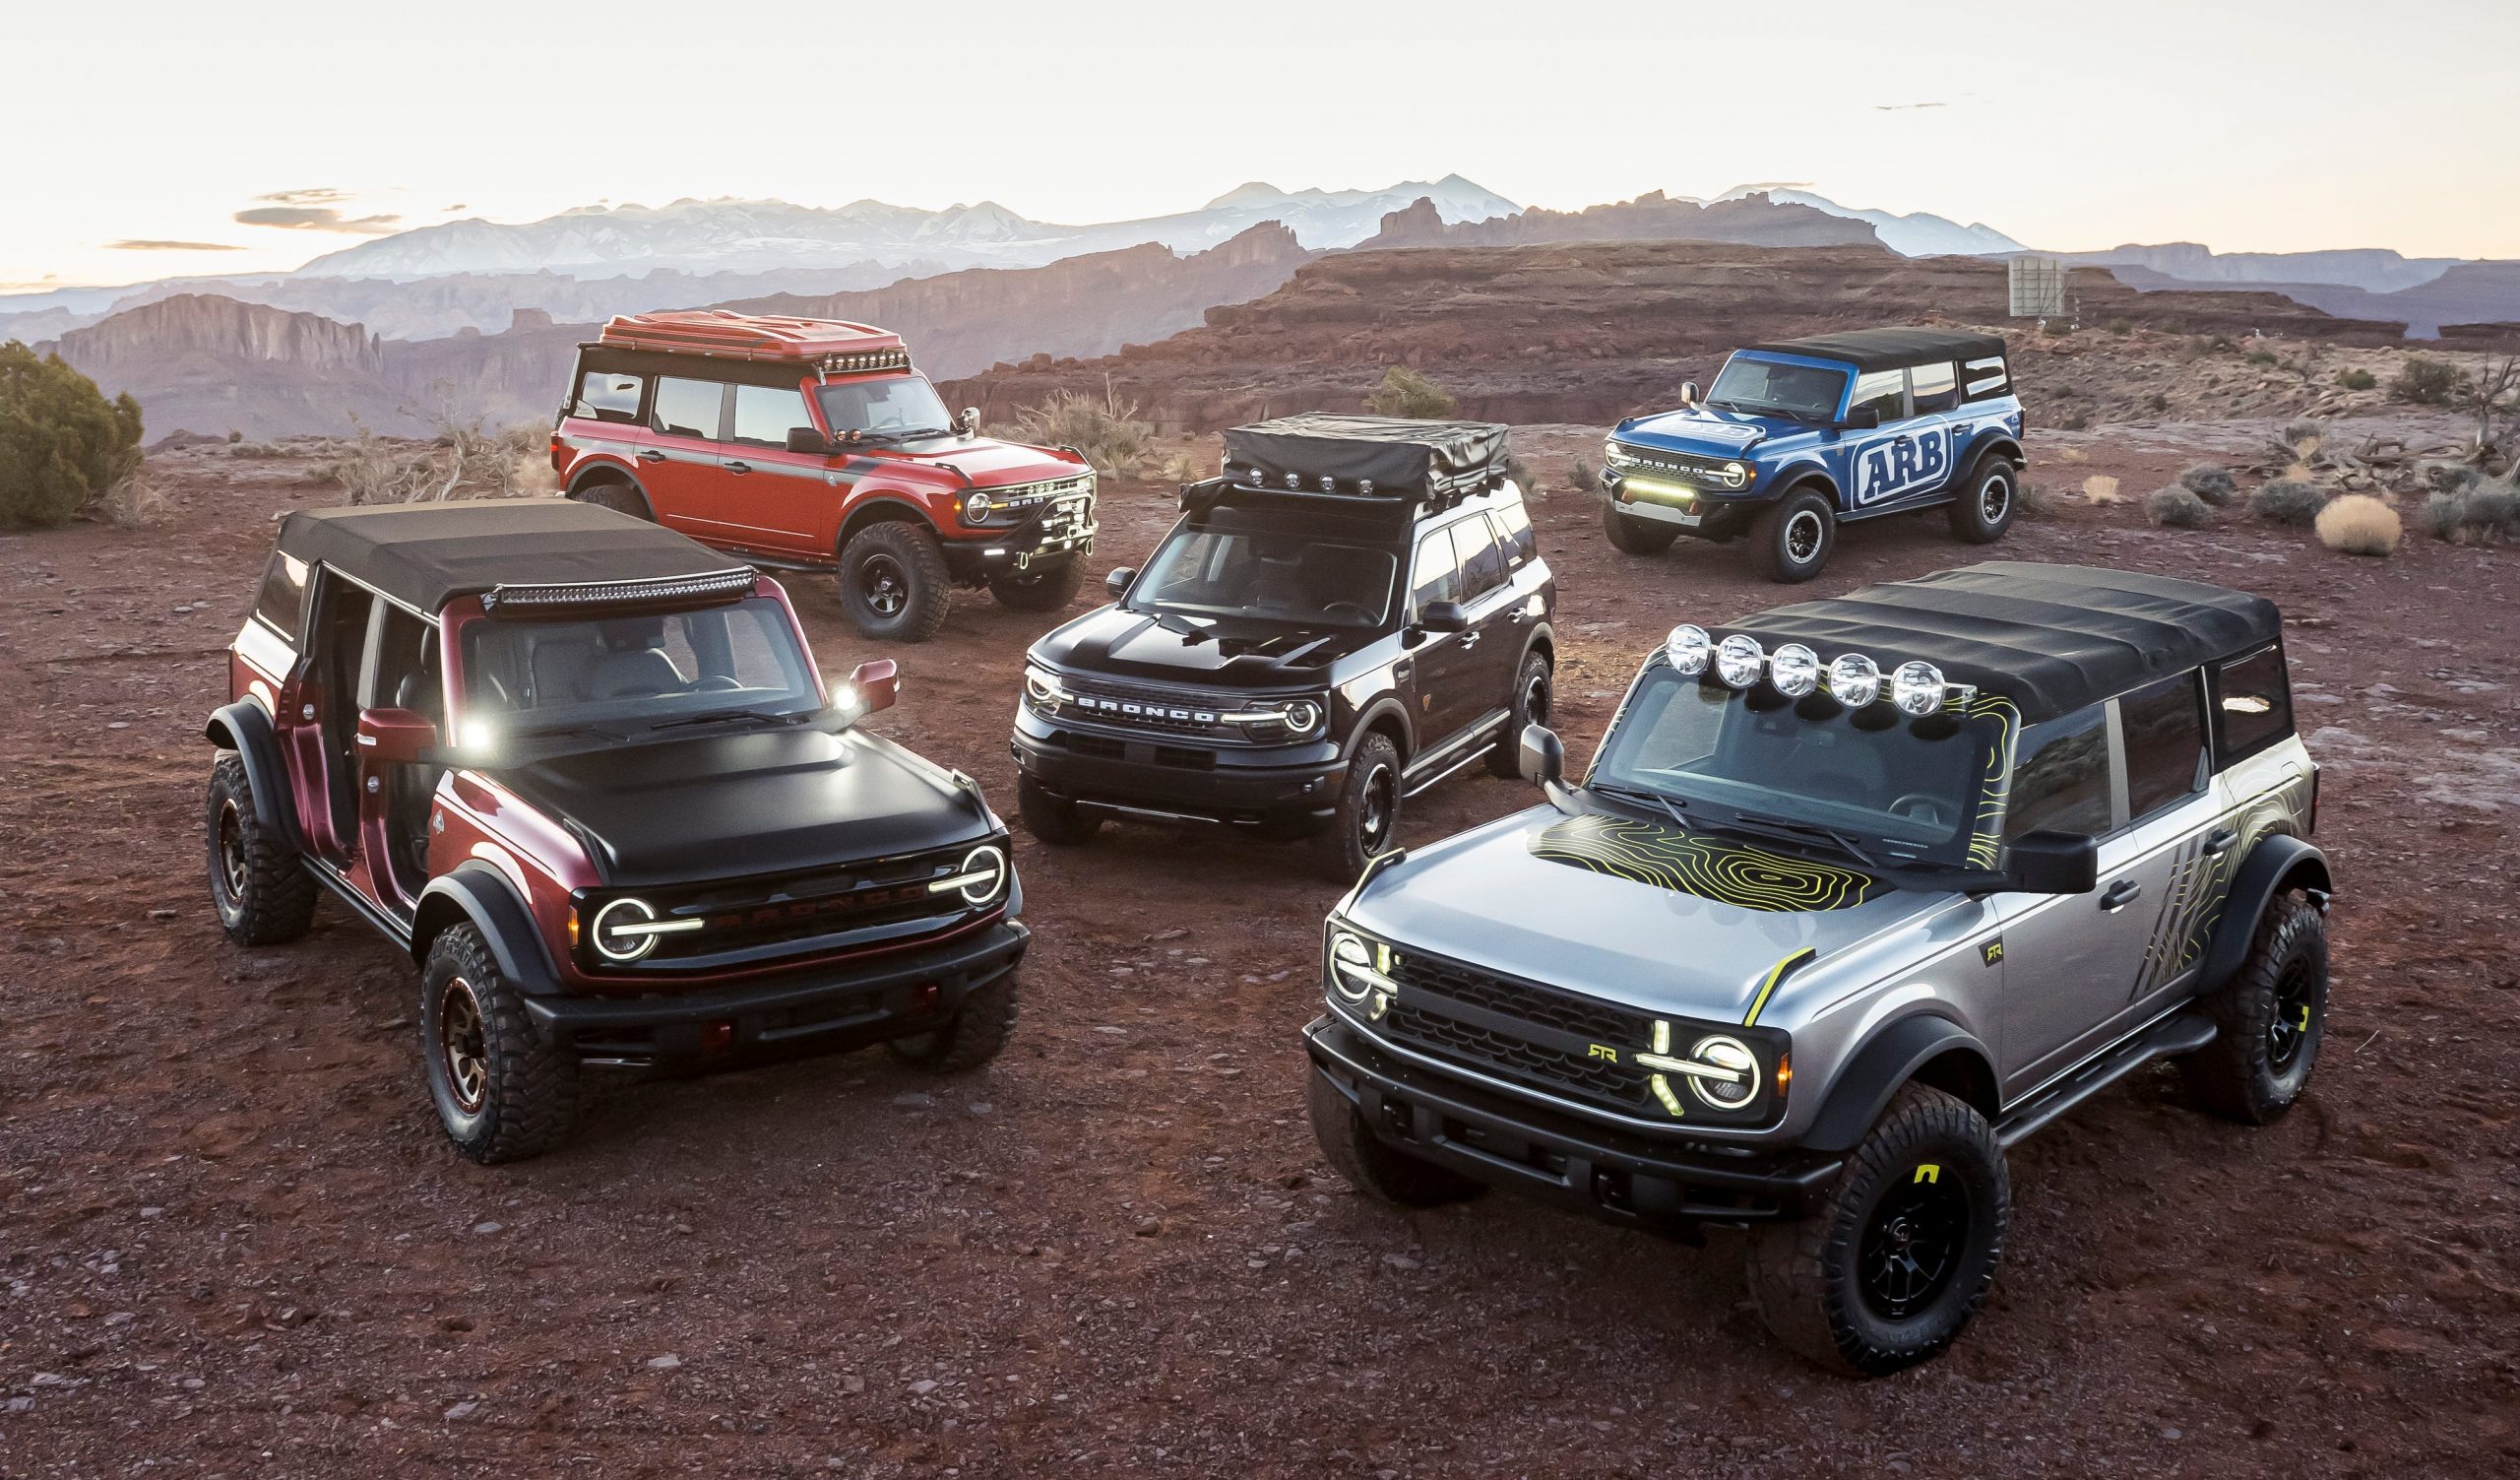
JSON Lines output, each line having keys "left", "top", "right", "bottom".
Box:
{"left": 598, "top": 310, "right": 910, "bottom": 371}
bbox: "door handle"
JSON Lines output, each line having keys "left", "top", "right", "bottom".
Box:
{"left": 724, "top": 460, "right": 751, "bottom": 475}
{"left": 1459, "top": 631, "right": 1480, "bottom": 649}
{"left": 2201, "top": 826, "right": 2239, "bottom": 857}
{"left": 2099, "top": 879, "right": 2143, "bottom": 912}
{"left": 636, "top": 448, "right": 665, "bottom": 463}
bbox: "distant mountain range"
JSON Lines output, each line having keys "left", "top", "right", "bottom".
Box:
{"left": 1712, "top": 186, "right": 2028, "bottom": 258}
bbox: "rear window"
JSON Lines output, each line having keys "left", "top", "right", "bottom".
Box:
{"left": 651, "top": 377, "right": 724, "bottom": 440}
{"left": 1963, "top": 355, "right": 2011, "bottom": 401}
{"left": 2119, "top": 673, "right": 2208, "bottom": 821}
{"left": 1911, "top": 361, "right": 1960, "bottom": 415}
{"left": 573, "top": 370, "right": 645, "bottom": 424}
{"left": 2211, "top": 645, "right": 2294, "bottom": 764}
{"left": 251, "top": 550, "right": 307, "bottom": 642}
{"left": 1450, "top": 516, "right": 1506, "bottom": 601}
{"left": 1490, "top": 497, "right": 1537, "bottom": 567}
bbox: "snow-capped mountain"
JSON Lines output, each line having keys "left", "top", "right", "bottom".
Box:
{"left": 1713, "top": 186, "right": 2025, "bottom": 258}
{"left": 295, "top": 177, "right": 1523, "bottom": 282}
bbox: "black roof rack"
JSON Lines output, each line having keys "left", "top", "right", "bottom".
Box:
{"left": 1199, "top": 414, "right": 1512, "bottom": 512}
{"left": 277, "top": 500, "right": 750, "bottom": 612}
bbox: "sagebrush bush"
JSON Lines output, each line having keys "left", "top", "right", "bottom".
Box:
{"left": 2177, "top": 463, "right": 2238, "bottom": 504}
{"left": 1568, "top": 458, "right": 1597, "bottom": 494}
{"left": 2081, "top": 475, "right": 2122, "bottom": 505}
{"left": 2335, "top": 367, "right": 2377, "bottom": 391}
{"left": 2146, "top": 486, "right": 2213, "bottom": 529}
{"left": 1365, "top": 366, "right": 1457, "bottom": 418}
{"left": 0, "top": 341, "right": 145, "bottom": 529}
{"left": 93, "top": 467, "right": 166, "bottom": 530}
{"left": 327, "top": 417, "right": 549, "bottom": 504}
{"left": 2015, "top": 480, "right": 2058, "bottom": 518}
{"left": 1012, "top": 386, "right": 1153, "bottom": 479}
{"left": 1155, "top": 449, "right": 1210, "bottom": 484}
{"left": 2390, "top": 355, "right": 2469, "bottom": 406}
{"left": 2464, "top": 483, "right": 2518, "bottom": 539}
{"left": 2315, "top": 494, "right": 2401, "bottom": 556}
{"left": 2244, "top": 349, "right": 2279, "bottom": 367}
{"left": 1501, "top": 454, "right": 1537, "bottom": 492}
{"left": 2251, "top": 479, "right": 2324, "bottom": 526}
{"left": 2108, "top": 317, "right": 2133, "bottom": 336}
{"left": 2279, "top": 419, "right": 2326, "bottom": 455}
{"left": 2423, "top": 461, "right": 2484, "bottom": 494}
{"left": 2422, "top": 488, "right": 2471, "bottom": 542}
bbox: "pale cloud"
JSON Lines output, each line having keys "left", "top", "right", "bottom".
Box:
{"left": 107, "top": 238, "right": 248, "bottom": 251}
{"left": 233, "top": 205, "right": 403, "bottom": 233}
{"left": 1872, "top": 101, "right": 1947, "bottom": 111}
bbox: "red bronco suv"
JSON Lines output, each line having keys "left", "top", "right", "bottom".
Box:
{"left": 551, "top": 310, "right": 1098, "bottom": 642}
{"left": 204, "top": 498, "right": 1028, "bottom": 1162}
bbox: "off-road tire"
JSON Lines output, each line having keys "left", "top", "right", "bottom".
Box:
{"left": 886, "top": 969, "right": 1019, "bottom": 1072}
{"left": 1946, "top": 455, "right": 2020, "bottom": 545}
{"left": 420, "top": 924, "right": 580, "bottom": 1165}
{"left": 1751, "top": 486, "right": 1836, "bottom": 584}
{"left": 206, "top": 755, "right": 316, "bottom": 947}
{"left": 1486, "top": 650, "right": 1554, "bottom": 778}
{"left": 1016, "top": 774, "right": 1101, "bottom": 846}
{"left": 1746, "top": 1083, "right": 2009, "bottom": 1377}
{"left": 1602, "top": 500, "right": 1681, "bottom": 555}
{"left": 2178, "top": 893, "right": 2327, "bottom": 1125}
{"left": 839, "top": 522, "right": 952, "bottom": 642}
{"left": 1315, "top": 731, "right": 1403, "bottom": 884}
{"left": 987, "top": 559, "right": 1086, "bottom": 613}
{"left": 572, "top": 480, "right": 655, "bottom": 522}
{"left": 1306, "top": 1068, "right": 1483, "bottom": 1207}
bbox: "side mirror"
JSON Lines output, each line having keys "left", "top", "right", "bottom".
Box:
{"left": 786, "top": 426, "right": 834, "bottom": 455}
{"left": 1104, "top": 566, "right": 1137, "bottom": 600}
{"left": 1518, "top": 724, "right": 1565, "bottom": 789}
{"left": 956, "top": 406, "right": 980, "bottom": 435}
{"left": 356, "top": 706, "right": 438, "bottom": 765}
{"left": 2003, "top": 829, "right": 2098, "bottom": 894}
{"left": 1840, "top": 406, "right": 1882, "bottom": 431}
{"left": 1418, "top": 600, "right": 1470, "bottom": 635}
{"left": 1679, "top": 380, "right": 1702, "bottom": 407}
{"left": 847, "top": 658, "right": 900, "bottom": 715}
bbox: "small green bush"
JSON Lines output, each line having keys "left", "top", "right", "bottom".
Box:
{"left": 1365, "top": 366, "right": 1457, "bottom": 418}
{"left": 2422, "top": 489, "right": 2470, "bottom": 541}
{"left": 2177, "top": 463, "right": 2238, "bottom": 505}
{"left": 1567, "top": 458, "right": 1597, "bottom": 493}
{"left": 2390, "top": 355, "right": 2469, "bottom": 406}
{"left": 2016, "top": 480, "right": 2058, "bottom": 518}
{"left": 2464, "top": 483, "right": 2518, "bottom": 539}
{"left": 2144, "top": 391, "right": 2170, "bottom": 414}
{"left": 2423, "top": 461, "right": 2483, "bottom": 494}
{"left": 2108, "top": 317, "right": 2134, "bottom": 336}
{"left": 2250, "top": 479, "right": 2324, "bottom": 527}
{"left": 2334, "top": 367, "right": 2377, "bottom": 391}
{"left": 0, "top": 342, "right": 145, "bottom": 530}
{"left": 2244, "top": 349, "right": 2280, "bottom": 367}
{"left": 2146, "top": 486, "right": 2213, "bottom": 529}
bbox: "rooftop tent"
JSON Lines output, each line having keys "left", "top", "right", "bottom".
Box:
{"left": 1740, "top": 327, "right": 2009, "bottom": 372}
{"left": 278, "top": 499, "right": 748, "bottom": 612}
{"left": 1221, "top": 414, "right": 1510, "bottom": 502}
{"left": 1720, "top": 560, "right": 2281, "bottom": 722}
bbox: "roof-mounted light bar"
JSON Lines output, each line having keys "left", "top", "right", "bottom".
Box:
{"left": 819, "top": 348, "right": 911, "bottom": 373}
{"left": 1663, "top": 623, "right": 1975, "bottom": 715}
{"left": 482, "top": 567, "right": 759, "bottom": 613}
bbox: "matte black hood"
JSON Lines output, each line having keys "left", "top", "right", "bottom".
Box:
{"left": 1031, "top": 606, "right": 1374, "bottom": 692}
{"left": 492, "top": 727, "right": 993, "bottom": 888}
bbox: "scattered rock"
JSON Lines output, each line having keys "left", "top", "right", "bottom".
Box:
{"left": 443, "top": 1400, "right": 479, "bottom": 1421}
{"left": 647, "top": 1354, "right": 682, "bottom": 1370}
{"left": 472, "top": 1220, "right": 503, "bottom": 1236}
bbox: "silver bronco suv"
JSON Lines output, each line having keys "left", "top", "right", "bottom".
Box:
{"left": 1302, "top": 561, "right": 2331, "bottom": 1376}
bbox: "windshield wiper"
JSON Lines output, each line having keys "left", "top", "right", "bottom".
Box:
{"left": 1586, "top": 780, "right": 1691, "bottom": 830}
{"left": 1718, "top": 809, "right": 1884, "bottom": 871}
{"left": 511, "top": 719, "right": 635, "bottom": 742}
{"left": 646, "top": 708, "right": 805, "bottom": 734}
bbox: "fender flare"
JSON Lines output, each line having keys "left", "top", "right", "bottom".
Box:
{"left": 1766, "top": 461, "right": 1839, "bottom": 506}
{"left": 1520, "top": 619, "right": 1557, "bottom": 672}
{"left": 1801, "top": 1013, "right": 1994, "bottom": 1153}
{"left": 410, "top": 861, "right": 564, "bottom": 996}
{"left": 565, "top": 457, "right": 651, "bottom": 501}
{"left": 836, "top": 492, "right": 942, "bottom": 552}
{"left": 203, "top": 700, "right": 305, "bottom": 854}
{"left": 1344, "top": 695, "right": 1417, "bottom": 761}
{"left": 1963, "top": 433, "right": 2026, "bottom": 474}
{"left": 2197, "top": 834, "right": 2330, "bottom": 996}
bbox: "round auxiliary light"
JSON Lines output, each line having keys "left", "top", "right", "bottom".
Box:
{"left": 1319, "top": 475, "right": 1337, "bottom": 492}
{"left": 1892, "top": 660, "right": 1949, "bottom": 717}
{"left": 1714, "top": 633, "right": 1766, "bottom": 689}
{"left": 1770, "top": 643, "right": 1820, "bottom": 698}
{"left": 1664, "top": 623, "right": 1712, "bottom": 676}
{"left": 1358, "top": 479, "right": 1375, "bottom": 495}
{"left": 1688, "top": 1035, "right": 1761, "bottom": 1111}
{"left": 1826, "top": 653, "right": 1882, "bottom": 708}
{"left": 1284, "top": 471, "right": 1301, "bottom": 489}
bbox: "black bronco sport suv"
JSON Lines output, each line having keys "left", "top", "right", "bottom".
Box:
{"left": 1011, "top": 415, "right": 1556, "bottom": 880}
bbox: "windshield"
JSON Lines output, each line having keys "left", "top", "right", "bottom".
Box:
{"left": 1131, "top": 525, "right": 1398, "bottom": 628}
{"left": 457, "top": 597, "right": 819, "bottom": 741}
{"left": 1589, "top": 667, "right": 2001, "bottom": 868}
{"left": 815, "top": 374, "right": 953, "bottom": 439}
{"left": 1706, "top": 355, "right": 1850, "bottom": 420}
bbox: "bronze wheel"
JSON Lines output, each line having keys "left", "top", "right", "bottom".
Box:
{"left": 437, "top": 976, "right": 489, "bottom": 1115}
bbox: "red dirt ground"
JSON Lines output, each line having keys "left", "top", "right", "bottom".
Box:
{"left": 3, "top": 425, "right": 2515, "bottom": 1478}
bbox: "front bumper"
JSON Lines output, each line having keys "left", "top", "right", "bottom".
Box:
{"left": 939, "top": 497, "right": 1097, "bottom": 579}
{"left": 1603, "top": 469, "right": 1760, "bottom": 540}
{"left": 1305, "top": 1015, "right": 1841, "bottom": 1229}
{"left": 1010, "top": 711, "right": 1345, "bottom": 831}
{"left": 526, "top": 921, "right": 1028, "bottom": 1069}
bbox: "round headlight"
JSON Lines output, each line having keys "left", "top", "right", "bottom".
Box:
{"left": 1023, "top": 668, "right": 1065, "bottom": 713}
{"left": 1688, "top": 1035, "right": 1760, "bottom": 1110}
{"left": 1714, "top": 633, "right": 1765, "bottom": 689}
{"left": 952, "top": 844, "right": 1008, "bottom": 906}
{"left": 1892, "top": 660, "right": 1949, "bottom": 717}
{"left": 1770, "top": 643, "right": 1819, "bottom": 698}
{"left": 964, "top": 491, "right": 996, "bottom": 523}
{"left": 1281, "top": 699, "right": 1324, "bottom": 735}
{"left": 1328, "top": 930, "right": 1377, "bottom": 1003}
{"left": 591, "top": 897, "right": 662, "bottom": 963}
{"left": 1826, "top": 653, "right": 1882, "bottom": 707}
{"left": 1665, "top": 623, "right": 1712, "bottom": 676}
{"left": 1722, "top": 461, "right": 1749, "bottom": 486}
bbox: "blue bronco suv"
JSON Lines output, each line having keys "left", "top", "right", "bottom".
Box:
{"left": 1601, "top": 328, "right": 2025, "bottom": 583}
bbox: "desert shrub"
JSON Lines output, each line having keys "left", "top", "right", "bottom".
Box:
{"left": 1365, "top": 366, "right": 1457, "bottom": 418}
{"left": 1501, "top": 454, "right": 1537, "bottom": 491}
{"left": 2244, "top": 349, "right": 2279, "bottom": 367}
{"left": 2040, "top": 319, "right": 2074, "bottom": 338}
{"left": 327, "top": 417, "right": 549, "bottom": 504}
{"left": 2250, "top": 478, "right": 2324, "bottom": 526}
{"left": 2421, "top": 488, "right": 2471, "bottom": 541}
{"left": 1155, "top": 449, "right": 1210, "bottom": 484}
{"left": 2081, "top": 475, "right": 2122, "bottom": 505}
{"left": 2051, "top": 411, "right": 2091, "bottom": 431}
{"left": 2463, "top": 483, "right": 2518, "bottom": 539}
{"left": 2279, "top": 419, "right": 2326, "bottom": 456}
{"left": 2015, "top": 480, "right": 2058, "bottom": 518}
{"left": 225, "top": 428, "right": 242, "bottom": 443}
{"left": 2315, "top": 494, "right": 2401, "bottom": 556}
{"left": 2144, "top": 391, "right": 2171, "bottom": 414}
{"left": 2177, "top": 463, "right": 2238, "bottom": 504}
{"left": 2390, "top": 355, "right": 2469, "bottom": 406}
{"left": 0, "top": 342, "right": 145, "bottom": 530}
{"left": 1567, "top": 457, "right": 1598, "bottom": 494}
{"left": 92, "top": 467, "right": 167, "bottom": 530}
{"left": 2335, "top": 367, "right": 2377, "bottom": 392}
{"left": 2146, "top": 485, "right": 2213, "bottom": 528}
{"left": 2108, "top": 317, "right": 2134, "bottom": 336}
{"left": 1012, "top": 385, "right": 1153, "bottom": 480}
{"left": 2422, "top": 461, "right": 2483, "bottom": 494}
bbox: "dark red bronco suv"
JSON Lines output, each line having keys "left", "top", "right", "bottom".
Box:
{"left": 552, "top": 310, "right": 1098, "bottom": 642}
{"left": 205, "top": 499, "right": 1027, "bottom": 1162}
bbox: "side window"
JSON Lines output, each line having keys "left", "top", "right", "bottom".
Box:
{"left": 2211, "top": 645, "right": 2294, "bottom": 765}
{"left": 1450, "top": 516, "right": 1506, "bottom": 601}
{"left": 574, "top": 370, "right": 645, "bottom": 423}
{"left": 1963, "top": 355, "right": 2011, "bottom": 401}
{"left": 251, "top": 550, "right": 308, "bottom": 643}
{"left": 1410, "top": 528, "right": 1460, "bottom": 612}
{"left": 651, "top": 377, "right": 725, "bottom": 440}
{"left": 2119, "top": 673, "right": 2208, "bottom": 821}
{"left": 1490, "top": 497, "right": 1537, "bottom": 567}
{"left": 1910, "top": 360, "right": 1960, "bottom": 415}
{"left": 2005, "top": 705, "right": 2112, "bottom": 839}
{"left": 1849, "top": 370, "right": 1905, "bottom": 423}
{"left": 732, "top": 385, "right": 813, "bottom": 450}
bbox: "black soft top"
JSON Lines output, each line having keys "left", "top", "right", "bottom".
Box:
{"left": 278, "top": 499, "right": 744, "bottom": 611}
{"left": 1740, "top": 327, "right": 2008, "bottom": 373}
{"left": 1722, "top": 561, "right": 2281, "bottom": 723}
{"left": 1223, "top": 414, "right": 1508, "bottom": 500}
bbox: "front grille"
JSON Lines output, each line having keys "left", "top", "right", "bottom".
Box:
{"left": 1607, "top": 441, "right": 1742, "bottom": 486}
{"left": 596, "top": 841, "right": 999, "bottom": 969}
{"left": 1060, "top": 676, "right": 1246, "bottom": 744}
{"left": 1378, "top": 950, "right": 1662, "bottom": 1117}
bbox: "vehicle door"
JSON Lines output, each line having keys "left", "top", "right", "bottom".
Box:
{"left": 1838, "top": 368, "right": 1916, "bottom": 512}
{"left": 1988, "top": 701, "right": 2122, "bottom": 1098}
{"left": 1447, "top": 513, "right": 1522, "bottom": 732}
{"left": 289, "top": 568, "right": 378, "bottom": 867}
{"left": 639, "top": 374, "right": 734, "bottom": 536}
{"left": 351, "top": 601, "right": 440, "bottom": 914}
{"left": 564, "top": 363, "right": 653, "bottom": 474}
{"left": 1399, "top": 524, "right": 1476, "bottom": 751}
{"left": 713, "top": 381, "right": 827, "bottom": 555}
{"left": 1901, "top": 358, "right": 1965, "bottom": 496}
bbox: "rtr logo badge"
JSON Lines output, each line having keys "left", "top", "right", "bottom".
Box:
{"left": 1587, "top": 1043, "right": 1619, "bottom": 1064}
{"left": 1982, "top": 936, "right": 2004, "bottom": 966}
